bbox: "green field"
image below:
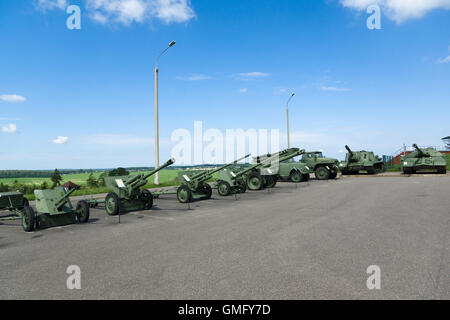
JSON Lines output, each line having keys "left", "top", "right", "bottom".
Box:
{"left": 0, "top": 170, "right": 179, "bottom": 186}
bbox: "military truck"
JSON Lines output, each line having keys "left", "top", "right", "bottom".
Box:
{"left": 339, "top": 145, "right": 385, "bottom": 175}
{"left": 299, "top": 151, "right": 339, "bottom": 180}
{"left": 402, "top": 144, "right": 447, "bottom": 174}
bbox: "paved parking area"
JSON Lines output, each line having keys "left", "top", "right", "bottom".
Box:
{"left": 0, "top": 176, "right": 449, "bottom": 299}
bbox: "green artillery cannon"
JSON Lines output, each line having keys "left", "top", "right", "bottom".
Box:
{"left": 31, "top": 187, "right": 90, "bottom": 232}
{"left": 402, "top": 144, "right": 447, "bottom": 174}
{"left": 339, "top": 145, "right": 385, "bottom": 175}
{"left": 244, "top": 148, "right": 305, "bottom": 191}
{"left": 0, "top": 192, "right": 31, "bottom": 232}
{"left": 177, "top": 155, "right": 251, "bottom": 203}
{"left": 103, "top": 158, "right": 175, "bottom": 215}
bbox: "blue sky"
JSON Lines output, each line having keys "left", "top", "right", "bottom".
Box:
{"left": 1, "top": 0, "right": 449, "bottom": 169}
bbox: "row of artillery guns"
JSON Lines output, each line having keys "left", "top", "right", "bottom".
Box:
{"left": 174, "top": 148, "right": 303, "bottom": 201}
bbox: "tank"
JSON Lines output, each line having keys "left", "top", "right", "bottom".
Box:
{"left": 402, "top": 144, "right": 447, "bottom": 174}
{"left": 339, "top": 145, "right": 385, "bottom": 175}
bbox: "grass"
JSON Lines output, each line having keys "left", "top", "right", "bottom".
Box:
{"left": 1, "top": 169, "right": 181, "bottom": 201}
{"left": 0, "top": 170, "right": 179, "bottom": 186}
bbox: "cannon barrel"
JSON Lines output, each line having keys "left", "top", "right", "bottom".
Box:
{"left": 190, "top": 154, "right": 251, "bottom": 181}
{"left": 412, "top": 144, "right": 427, "bottom": 157}
{"left": 235, "top": 149, "right": 304, "bottom": 179}
{"left": 124, "top": 158, "right": 175, "bottom": 188}
{"left": 345, "top": 145, "right": 353, "bottom": 156}
{"left": 55, "top": 187, "right": 76, "bottom": 208}
{"left": 142, "top": 158, "right": 176, "bottom": 181}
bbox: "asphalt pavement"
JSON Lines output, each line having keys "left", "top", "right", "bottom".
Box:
{"left": 0, "top": 175, "right": 449, "bottom": 299}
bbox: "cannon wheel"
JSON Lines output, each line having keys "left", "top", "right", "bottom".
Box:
{"left": 75, "top": 200, "right": 90, "bottom": 223}
{"left": 105, "top": 192, "right": 120, "bottom": 216}
{"left": 315, "top": 166, "right": 330, "bottom": 180}
{"left": 204, "top": 184, "right": 212, "bottom": 199}
{"left": 237, "top": 180, "right": 247, "bottom": 193}
{"left": 20, "top": 197, "right": 30, "bottom": 210}
{"left": 247, "top": 172, "right": 263, "bottom": 190}
{"left": 290, "top": 170, "right": 302, "bottom": 183}
{"left": 22, "top": 206, "right": 35, "bottom": 232}
{"left": 264, "top": 175, "right": 277, "bottom": 188}
{"left": 141, "top": 189, "right": 153, "bottom": 210}
{"left": 177, "top": 185, "right": 192, "bottom": 203}
{"left": 218, "top": 181, "right": 231, "bottom": 197}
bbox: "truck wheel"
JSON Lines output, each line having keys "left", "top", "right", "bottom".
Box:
{"left": 105, "top": 192, "right": 120, "bottom": 216}
{"left": 218, "top": 181, "right": 231, "bottom": 197}
{"left": 290, "top": 170, "right": 302, "bottom": 183}
{"left": 247, "top": 172, "right": 263, "bottom": 190}
{"left": 177, "top": 185, "right": 192, "bottom": 203}
{"left": 329, "top": 172, "right": 337, "bottom": 179}
{"left": 141, "top": 189, "right": 153, "bottom": 210}
{"left": 22, "top": 206, "right": 35, "bottom": 232}
{"left": 315, "top": 166, "right": 330, "bottom": 180}
{"left": 76, "top": 200, "right": 90, "bottom": 223}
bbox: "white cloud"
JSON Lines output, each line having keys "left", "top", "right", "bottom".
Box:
{"left": 239, "top": 88, "right": 248, "bottom": 93}
{"left": 239, "top": 72, "right": 270, "bottom": 78}
{"left": 320, "top": 85, "right": 351, "bottom": 92}
{"left": 437, "top": 55, "right": 450, "bottom": 63}
{"left": 0, "top": 94, "right": 27, "bottom": 103}
{"left": 85, "top": 0, "right": 195, "bottom": 25}
{"left": 53, "top": 136, "right": 69, "bottom": 144}
{"left": 35, "top": 0, "right": 68, "bottom": 11}
{"left": 2, "top": 124, "right": 18, "bottom": 134}
{"left": 82, "top": 134, "right": 153, "bottom": 145}
{"left": 176, "top": 74, "right": 211, "bottom": 81}
{"left": 340, "top": 0, "right": 450, "bottom": 23}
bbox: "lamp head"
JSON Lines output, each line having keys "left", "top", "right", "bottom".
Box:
{"left": 169, "top": 40, "right": 176, "bottom": 47}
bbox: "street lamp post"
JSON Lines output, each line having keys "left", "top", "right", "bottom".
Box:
{"left": 286, "top": 93, "right": 295, "bottom": 148}
{"left": 154, "top": 40, "right": 176, "bottom": 185}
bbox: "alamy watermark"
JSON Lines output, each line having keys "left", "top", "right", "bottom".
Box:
{"left": 170, "top": 121, "right": 281, "bottom": 166}
{"left": 66, "top": 4, "right": 81, "bottom": 30}
{"left": 66, "top": 265, "right": 81, "bottom": 290}
{"left": 366, "top": 265, "right": 381, "bottom": 290}
{"left": 367, "top": 4, "right": 381, "bottom": 30}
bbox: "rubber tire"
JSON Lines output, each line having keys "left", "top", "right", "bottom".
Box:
{"left": 204, "top": 184, "right": 213, "bottom": 199}
{"left": 22, "top": 206, "right": 35, "bottom": 232}
{"left": 329, "top": 172, "right": 337, "bottom": 179}
{"left": 301, "top": 173, "right": 310, "bottom": 182}
{"left": 264, "top": 175, "right": 277, "bottom": 188}
{"left": 217, "top": 181, "right": 231, "bottom": 197}
{"left": 247, "top": 172, "right": 264, "bottom": 191}
{"left": 315, "top": 166, "right": 330, "bottom": 180}
{"left": 76, "top": 200, "right": 90, "bottom": 223}
{"left": 141, "top": 189, "right": 153, "bottom": 210}
{"left": 290, "top": 170, "right": 302, "bottom": 183}
{"left": 105, "top": 192, "right": 120, "bottom": 216}
{"left": 21, "top": 197, "right": 29, "bottom": 210}
{"left": 177, "top": 185, "right": 192, "bottom": 203}
{"left": 237, "top": 180, "right": 247, "bottom": 193}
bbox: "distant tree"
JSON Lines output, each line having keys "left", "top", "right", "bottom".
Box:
{"left": 86, "top": 173, "right": 98, "bottom": 188}
{"left": 97, "top": 172, "right": 107, "bottom": 187}
{"left": 50, "top": 169, "right": 63, "bottom": 187}
{"left": 109, "top": 167, "right": 130, "bottom": 177}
